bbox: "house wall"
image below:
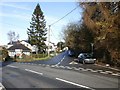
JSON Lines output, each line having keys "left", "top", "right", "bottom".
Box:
{"left": 20, "top": 41, "right": 37, "bottom": 53}
{"left": 23, "top": 52, "right": 30, "bottom": 56}
{"left": 8, "top": 51, "right": 15, "bottom": 58}
{"left": 8, "top": 49, "right": 30, "bottom": 58}
{"left": 45, "top": 41, "right": 56, "bottom": 52}
{"left": 20, "top": 41, "right": 32, "bottom": 49}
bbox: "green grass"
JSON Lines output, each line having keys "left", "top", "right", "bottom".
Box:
{"left": 33, "top": 56, "right": 51, "bottom": 61}
{"left": 14, "top": 53, "right": 57, "bottom": 62}
{"left": 15, "top": 56, "right": 51, "bottom": 62}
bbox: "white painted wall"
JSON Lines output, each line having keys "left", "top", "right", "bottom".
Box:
{"left": 8, "top": 49, "right": 30, "bottom": 58}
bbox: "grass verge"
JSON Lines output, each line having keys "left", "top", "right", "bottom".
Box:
{"left": 15, "top": 56, "right": 51, "bottom": 62}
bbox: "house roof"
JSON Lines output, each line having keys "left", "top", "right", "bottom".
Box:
{"left": 8, "top": 41, "right": 17, "bottom": 45}
{"left": 8, "top": 40, "right": 29, "bottom": 45}
{"left": 7, "top": 43, "right": 31, "bottom": 51}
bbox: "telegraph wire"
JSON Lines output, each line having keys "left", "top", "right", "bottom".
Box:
{"left": 48, "top": 5, "right": 79, "bottom": 43}
{"left": 49, "top": 5, "right": 79, "bottom": 26}
{"left": 50, "top": 28, "right": 59, "bottom": 40}
{"left": 48, "top": 5, "right": 80, "bottom": 56}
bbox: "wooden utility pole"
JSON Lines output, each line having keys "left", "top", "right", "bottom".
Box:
{"left": 48, "top": 25, "right": 51, "bottom": 57}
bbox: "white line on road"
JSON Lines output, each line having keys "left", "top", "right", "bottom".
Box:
{"left": 112, "top": 73, "right": 120, "bottom": 76}
{"left": 0, "top": 83, "right": 6, "bottom": 90}
{"left": 100, "top": 71, "right": 108, "bottom": 74}
{"left": 59, "top": 65, "right": 65, "bottom": 68}
{"left": 56, "top": 78, "right": 94, "bottom": 90}
{"left": 86, "top": 68, "right": 94, "bottom": 71}
{"left": 66, "top": 67, "right": 72, "bottom": 69}
{"left": 7, "top": 65, "right": 18, "bottom": 69}
{"left": 51, "top": 65, "right": 55, "bottom": 67}
{"left": 55, "top": 56, "right": 65, "bottom": 66}
{"left": 105, "top": 71, "right": 113, "bottom": 74}
{"left": 46, "top": 65, "right": 50, "bottom": 67}
{"left": 25, "top": 69, "right": 43, "bottom": 75}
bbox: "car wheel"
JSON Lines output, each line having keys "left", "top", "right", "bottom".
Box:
{"left": 93, "top": 61, "right": 95, "bottom": 64}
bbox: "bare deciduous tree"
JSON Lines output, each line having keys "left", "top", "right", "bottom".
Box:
{"left": 7, "top": 31, "right": 19, "bottom": 44}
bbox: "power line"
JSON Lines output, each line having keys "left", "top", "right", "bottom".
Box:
{"left": 49, "top": 5, "right": 79, "bottom": 26}
{"left": 50, "top": 28, "right": 59, "bottom": 40}
{"left": 48, "top": 5, "right": 79, "bottom": 56}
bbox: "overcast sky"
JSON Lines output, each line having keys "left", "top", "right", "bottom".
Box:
{"left": 0, "top": 1, "right": 82, "bottom": 45}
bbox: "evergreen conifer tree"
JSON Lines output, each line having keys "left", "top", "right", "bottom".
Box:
{"left": 27, "top": 3, "right": 47, "bottom": 53}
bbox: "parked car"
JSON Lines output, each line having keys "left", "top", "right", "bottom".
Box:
{"left": 68, "top": 50, "right": 75, "bottom": 57}
{"left": 78, "top": 53, "right": 96, "bottom": 64}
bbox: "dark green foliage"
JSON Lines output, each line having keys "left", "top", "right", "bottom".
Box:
{"left": 27, "top": 3, "right": 47, "bottom": 53}
{"left": 63, "top": 22, "right": 93, "bottom": 56}
{"left": 57, "top": 42, "right": 65, "bottom": 50}
{"left": 1, "top": 47, "right": 11, "bottom": 61}
{"left": 2, "top": 47, "right": 8, "bottom": 58}
{"left": 80, "top": 2, "right": 120, "bottom": 67}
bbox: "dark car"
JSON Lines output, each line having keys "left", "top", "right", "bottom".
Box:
{"left": 78, "top": 53, "right": 96, "bottom": 64}
{"left": 68, "top": 50, "right": 75, "bottom": 57}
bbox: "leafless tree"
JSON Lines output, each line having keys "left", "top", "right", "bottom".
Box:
{"left": 7, "top": 31, "right": 19, "bottom": 44}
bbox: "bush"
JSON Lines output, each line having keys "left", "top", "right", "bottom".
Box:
{"left": 5, "top": 55, "right": 11, "bottom": 61}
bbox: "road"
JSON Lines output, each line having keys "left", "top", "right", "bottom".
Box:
{"left": 1, "top": 62, "right": 119, "bottom": 89}
{"left": 1, "top": 51, "right": 120, "bottom": 89}
{"left": 24, "top": 51, "right": 120, "bottom": 75}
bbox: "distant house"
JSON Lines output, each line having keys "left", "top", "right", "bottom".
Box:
{"left": 20, "top": 40, "right": 38, "bottom": 53}
{"left": 7, "top": 42, "right": 31, "bottom": 58}
{"left": 7, "top": 40, "right": 38, "bottom": 54}
{"left": 45, "top": 41, "right": 57, "bottom": 52}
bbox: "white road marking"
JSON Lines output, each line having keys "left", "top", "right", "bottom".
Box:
{"left": 72, "top": 67, "right": 77, "bottom": 70}
{"left": 90, "top": 70, "right": 98, "bottom": 73}
{"left": 100, "top": 72, "right": 108, "bottom": 74}
{"left": 82, "top": 69, "right": 88, "bottom": 71}
{"left": 0, "top": 83, "right": 6, "bottom": 90}
{"left": 59, "top": 65, "right": 65, "bottom": 68}
{"left": 25, "top": 69, "right": 43, "bottom": 75}
{"left": 78, "top": 67, "right": 84, "bottom": 70}
{"left": 55, "top": 56, "right": 65, "bottom": 65}
{"left": 74, "top": 68, "right": 80, "bottom": 71}
{"left": 86, "top": 69, "right": 94, "bottom": 72}
{"left": 69, "top": 61, "right": 78, "bottom": 64}
{"left": 66, "top": 67, "right": 72, "bottom": 69}
{"left": 46, "top": 65, "right": 50, "bottom": 67}
{"left": 51, "top": 65, "right": 55, "bottom": 67}
{"left": 112, "top": 73, "right": 120, "bottom": 76}
{"left": 7, "top": 65, "right": 18, "bottom": 69}
{"left": 56, "top": 78, "right": 94, "bottom": 90}
{"left": 105, "top": 71, "right": 113, "bottom": 74}
{"left": 65, "top": 66, "right": 70, "bottom": 68}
